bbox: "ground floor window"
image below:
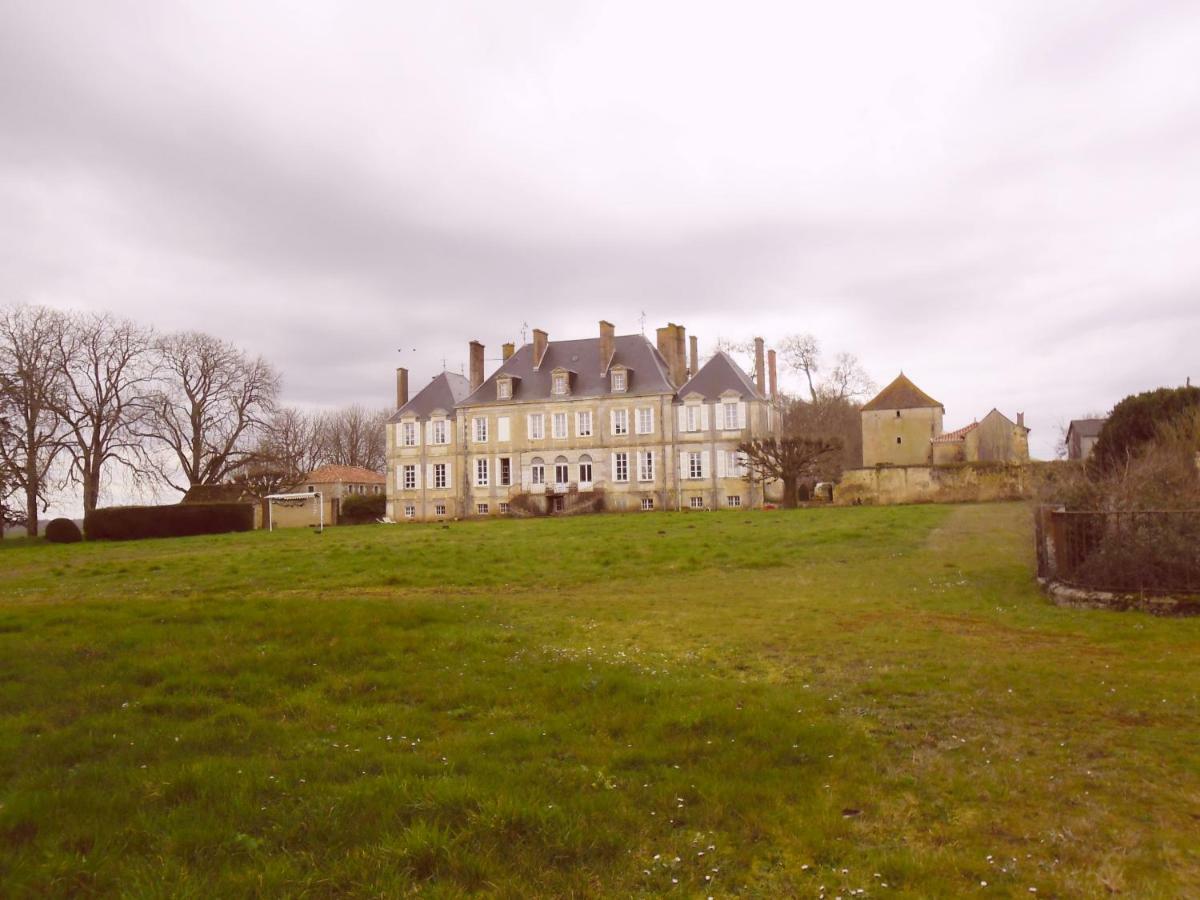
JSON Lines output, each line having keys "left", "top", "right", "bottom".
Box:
{"left": 641, "top": 497, "right": 654, "bottom": 510}
{"left": 726, "top": 495, "right": 742, "bottom": 507}
{"left": 579, "top": 461, "right": 592, "bottom": 483}
{"left": 476, "top": 502, "right": 489, "bottom": 515}
{"left": 552, "top": 496, "right": 565, "bottom": 513}
{"left": 435, "top": 503, "right": 447, "bottom": 517}
{"left": 404, "top": 504, "right": 415, "bottom": 518}
{"left": 689, "top": 496, "right": 704, "bottom": 509}
{"left": 499, "top": 502, "right": 509, "bottom": 514}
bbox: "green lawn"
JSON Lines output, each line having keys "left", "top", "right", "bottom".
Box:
{"left": 1, "top": 504, "right": 1197, "bottom": 897}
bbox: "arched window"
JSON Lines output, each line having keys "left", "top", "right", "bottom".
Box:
{"left": 530, "top": 456, "right": 545, "bottom": 485}
{"left": 578, "top": 453, "right": 594, "bottom": 484}
{"left": 554, "top": 455, "right": 569, "bottom": 486}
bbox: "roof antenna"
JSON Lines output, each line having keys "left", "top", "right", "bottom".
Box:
{"left": 519, "top": 321, "right": 529, "bottom": 345}
{"left": 638, "top": 310, "right": 647, "bottom": 336}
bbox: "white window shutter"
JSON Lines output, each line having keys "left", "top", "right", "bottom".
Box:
{"left": 701, "top": 450, "right": 710, "bottom": 478}
{"left": 610, "top": 410, "right": 617, "bottom": 435}
{"left": 425, "top": 463, "right": 433, "bottom": 487}
{"left": 679, "top": 451, "right": 688, "bottom": 479}
{"left": 648, "top": 408, "right": 655, "bottom": 434}
{"left": 610, "top": 452, "right": 618, "bottom": 482}
{"left": 700, "top": 405, "right": 710, "bottom": 431}
{"left": 395, "top": 467, "right": 403, "bottom": 489}
{"left": 677, "top": 406, "right": 687, "bottom": 432}
{"left": 737, "top": 402, "right": 747, "bottom": 429}
{"left": 717, "top": 450, "right": 727, "bottom": 478}
{"left": 498, "top": 416, "right": 510, "bottom": 442}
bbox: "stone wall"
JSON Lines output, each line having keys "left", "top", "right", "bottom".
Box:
{"left": 835, "top": 462, "right": 1049, "bottom": 505}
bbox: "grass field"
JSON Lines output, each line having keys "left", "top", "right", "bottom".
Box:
{"left": 1, "top": 503, "right": 1198, "bottom": 897}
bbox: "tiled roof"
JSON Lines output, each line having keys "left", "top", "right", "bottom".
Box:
{"left": 861, "top": 373, "right": 943, "bottom": 412}
{"left": 1067, "top": 418, "right": 1105, "bottom": 439}
{"left": 459, "top": 334, "right": 676, "bottom": 406}
{"left": 931, "top": 421, "right": 978, "bottom": 443}
{"left": 677, "top": 351, "right": 764, "bottom": 400}
{"left": 303, "top": 465, "right": 386, "bottom": 484}
{"left": 389, "top": 372, "right": 472, "bottom": 422}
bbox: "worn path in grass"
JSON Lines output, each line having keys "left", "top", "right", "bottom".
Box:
{"left": 0, "top": 503, "right": 1198, "bottom": 897}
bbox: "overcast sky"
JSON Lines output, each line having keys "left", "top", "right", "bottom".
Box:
{"left": 3, "top": 0, "right": 1198, "bottom": 463}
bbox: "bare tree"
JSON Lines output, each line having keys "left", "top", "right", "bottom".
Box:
{"left": 737, "top": 436, "right": 841, "bottom": 508}
{"left": 141, "top": 331, "right": 280, "bottom": 493}
{"left": 50, "top": 312, "right": 158, "bottom": 515}
{"left": 318, "top": 404, "right": 388, "bottom": 472}
{"left": 712, "top": 338, "right": 757, "bottom": 374}
{"left": 232, "top": 406, "right": 324, "bottom": 497}
{"left": 778, "top": 333, "right": 820, "bottom": 402}
{"left": 0, "top": 407, "right": 22, "bottom": 538}
{"left": 819, "top": 352, "right": 876, "bottom": 403}
{"left": 0, "top": 305, "right": 69, "bottom": 535}
{"left": 781, "top": 393, "right": 863, "bottom": 475}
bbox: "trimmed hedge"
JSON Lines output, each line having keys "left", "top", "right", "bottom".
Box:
{"left": 45, "top": 518, "right": 83, "bottom": 543}
{"left": 340, "top": 493, "right": 386, "bottom": 525}
{"left": 86, "top": 502, "right": 255, "bottom": 541}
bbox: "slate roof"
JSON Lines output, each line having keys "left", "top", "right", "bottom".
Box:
{"left": 861, "top": 373, "right": 943, "bottom": 412}
{"left": 389, "top": 372, "right": 472, "bottom": 422}
{"left": 303, "top": 465, "right": 386, "bottom": 485}
{"left": 677, "top": 351, "right": 764, "bottom": 400}
{"left": 459, "top": 334, "right": 676, "bottom": 406}
{"left": 1067, "top": 418, "right": 1105, "bottom": 439}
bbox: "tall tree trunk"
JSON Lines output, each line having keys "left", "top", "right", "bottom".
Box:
{"left": 25, "top": 479, "right": 38, "bottom": 536}
{"left": 782, "top": 477, "right": 798, "bottom": 509}
{"left": 82, "top": 467, "right": 100, "bottom": 516}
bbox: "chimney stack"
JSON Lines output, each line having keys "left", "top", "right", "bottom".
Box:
{"left": 754, "top": 337, "right": 766, "bottom": 395}
{"left": 674, "top": 325, "right": 687, "bottom": 386}
{"left": 532, "top": 329, "right": 549, "bottom": 369}
{"left": 656, "top": 325, "right": 676, "bottom": 382}
{"left": 689, "top": 335, "right": 698, "bottom": 377}
{"left": 768, "top": 349, "right": 778, "bottom": 400}
{"left": 598, "top": 320, "right": 615, "bottom": 372}
{"left": 469, "top": 340, "right": 485, "bottom": 390}
{"left": 656, "top": 323, "right": 688, "bottom": 386}
{"left": 502, "top": 342, "right": 515, "bottom": 361}
{"left": 1017, "top": 412, "right": 1025, "bottom": 428}
{"left": 395, "top": 367, "right": 409, "bottom": 409}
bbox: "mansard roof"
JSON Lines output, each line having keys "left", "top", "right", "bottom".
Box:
{"left": 459, "top": 334, "right": 675, "bottom": 406}
{"left": 677, "top": 351, "right": 763, "bottom": 401}
{"left": 861, "top": 373, "right": 943, "bottom": 412}
{"left": 389, "top": 371, "right": 472, "bottom": 422}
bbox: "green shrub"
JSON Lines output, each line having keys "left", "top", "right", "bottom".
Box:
{"left": 85, "top": 503, "right": 254, "bottom": 541}
{"left": 44, "top": 518, "right": 83, "bottom": 543}
{"left": 340, "top": 493, "right": 385, "bottom": 525}
{"left": 1091, "top": 385, "right": 1199, "bottom": 475}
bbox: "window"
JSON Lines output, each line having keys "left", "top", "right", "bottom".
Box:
{"left": 433, "top": 463, "right": 447, "bottom": 489}
{"left": 499, "top": 502, "right": 509, "bottom": 514}
{"left": 435, "top": 503, "right": 446, "bottom": 517}
{"left": 401, "top": 422, "right": 417, "bottom": 446}
{"left": 402, "top": 465, "right": 417, "bottom": 489}
{"left": 614, "top": 451, "right": 629, "bottom": 482}
{"left": 895, "top": 410, "right": 901, "bottom": 418}
{"left": 641, "top": 497, "right": 654, "bottom": 510}
{"left": 578, "top": 460, "right": 593, "bottom": 483}
{"left": 476, "top": 502, "right": 489, "bottom": 515}
{"left": 726, "top": 495, "right": 742, "bottom": 507}
{"left": 688, "top": 451, "right": 703, "bottom": 479}
{"left": 403, "top": 504, "right": 415, "bottom": 518}
{"left": 528, "top": 413, "right": 545, "bottom": 440}
{"left": 531, "top": 457, "right": 545, "bottom": 485}
{"left": 576, "top": 410, "right": 592, "bottom": 436}
{"left": 553, "top": 412, "right": 567, "bottom": 439}
{"left": 723, "top": 402, "right": 738, "bottom": 430}
{"left": 497, "top": 379, "right": 512, "bottom": 400}
{"left": 431, "top": 419, "right": 448, "bottom": 444}
{"left": 554, "top": 460, "right": 569, "bottom": 485}
{"left": 636, "top": 407, "right": 654, "bottom": 435}
{"left": 689, "top": 496, "right": 705, "bottom": 509}
{"left": 638, "top": 450, "right": 655, "bottom": 482}
{"left": 552, "top": 373, "right": 568, "bottom": 395}
{"left": 686, "top": 406, "right": 700, "bottom": 432}
{"left": 611, "top": 369, "right": 627, "bottom": 392}
{"left": 475, "top": 457, "right": 489, "bottom": 486}
{"left": 612, "top": 409, "right": 629, "bottom": 436}
{"left": 896, "top": 436, "right": 902, "bottom": 444}
{"left": 499, "top": 457, "right": 511, "bottom": 486}
{"left": 473, "top": 416, "right": 488, "bottom": 443}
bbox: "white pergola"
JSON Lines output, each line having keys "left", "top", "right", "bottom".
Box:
{"left": 264, "top": 491, "right": 324, "bottom": 533}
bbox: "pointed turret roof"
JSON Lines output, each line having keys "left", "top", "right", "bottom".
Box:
{"left": 861, "top": 373, "right": 943, "bottom": 412}
{"left": 677, "top": 351, "right": 763, "bottom": 400}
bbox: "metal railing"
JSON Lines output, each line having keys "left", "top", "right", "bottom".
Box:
{"left": 1036, "top": 507, "right": 1200, "bottom": 595}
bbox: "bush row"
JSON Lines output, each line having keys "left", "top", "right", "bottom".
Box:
{"left": 85, "top": 502, "right": 255, "bottom": 541}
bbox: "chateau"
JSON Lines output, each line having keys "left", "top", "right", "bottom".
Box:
{"left": 387, "top": 321, "right": 782, "bottom": 520}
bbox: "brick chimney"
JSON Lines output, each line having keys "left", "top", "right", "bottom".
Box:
{"left": 689, "top": 335, "right": 698, "bottom": 377}
{"left": 767, "top": 349, "right": 778, "bottom": 400}
{"left": 502, "top": 342, "right": 515, "bottom": 361}
{"left": 598, "top": 320, "right": 615, "bottom": 372}
{"left": 656, "top": 323, "right": 687, "bottom": 386}
{"left": 532, "top": 329, "right": 549, "bottom": 369}
{"left": 656, "top": 324, "right": 677, "bottom": 382}
{"left": 395, "top": 367, "right": 409, "bottom": 409}
{"left": 754, "top": 337, "right": 766, "bottom": 395}
{"left": 674, "top": 325, "right": 687, "bottom": 386}
{"left": 469, "top": 340, "right": 484, "bottom": 390}
{"left": 1017, "top": 412, "right": 1025, "bottom": 428}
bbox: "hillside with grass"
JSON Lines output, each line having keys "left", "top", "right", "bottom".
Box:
{"left": 1, "top": 504, "right": 1198, "bottom": 897}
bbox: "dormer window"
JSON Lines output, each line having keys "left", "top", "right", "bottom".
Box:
{"left": 552, "top": 372, "right": 568, "bottom": 395}
{"left": 611, "top": 368, "right": 627, "bottom": 393}
{"left": 497, "top": 378, "right": 512, "bottom": 400}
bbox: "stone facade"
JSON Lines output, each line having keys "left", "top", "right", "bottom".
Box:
{"left": 387, "top": 323, "right": 781, "bottom": 520}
